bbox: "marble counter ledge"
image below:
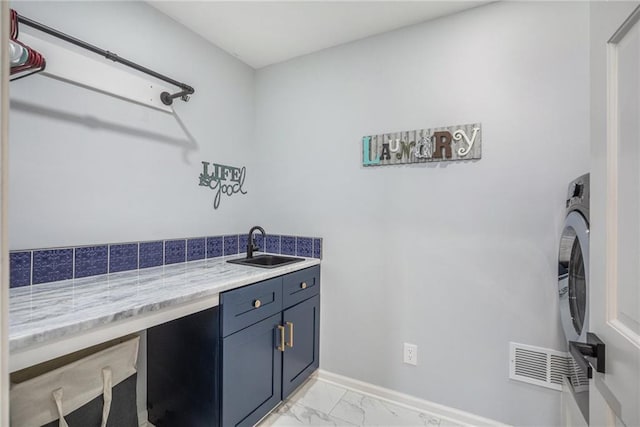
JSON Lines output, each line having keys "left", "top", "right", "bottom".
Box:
{"left": 9, "top": 254, "right": 320, "bottom": 354}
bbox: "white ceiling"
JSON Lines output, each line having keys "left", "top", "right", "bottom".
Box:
{"left": 150, "top": 1, "right": 488, "bottom": 69}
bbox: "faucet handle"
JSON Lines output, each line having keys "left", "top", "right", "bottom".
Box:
{"left": 250, "top": 237, "right": 261, "bottom": 250}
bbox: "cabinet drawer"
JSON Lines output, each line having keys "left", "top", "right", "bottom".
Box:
{"left": 221, "top": 277, "right": 283, "bottom": 337}
{"left": 283, "top": 266, "right": 320, "bottom": 308}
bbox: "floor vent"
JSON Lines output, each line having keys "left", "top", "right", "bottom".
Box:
{"left": 509, "top": 342, "right": 579, "bottom": 391}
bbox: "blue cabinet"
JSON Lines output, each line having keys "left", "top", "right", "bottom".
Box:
{"left": 220, "top": 277, "right": 283, "bottom": 337}
{"left": 221, "top": 265, "right": 320, "bottom": 425}
{"left": 147, "top": 266, "right": 320, "bottom": 427}
{"left": 221, "top": 313, "right": 283, "bottom": 427}
{"left": 283, "top": 266, "right": 320, "bottom": 308}
{"left": 147, "top": 306, "right": 220, "bottom": 427}
{"left": 282, "top": 294, "right": 320, "bottom": 398}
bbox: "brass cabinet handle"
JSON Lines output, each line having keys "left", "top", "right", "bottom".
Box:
{"left": 253, "top": 299, "right": 261, "bottom": 308}
{"left": 300, "top": 282, "right": 307, "bottom": 290}
{"left": 286, "top": 321, "right": 294, "bottom": 348}
{"left": 277, "top": 325, "right": 285, "bottom": 352}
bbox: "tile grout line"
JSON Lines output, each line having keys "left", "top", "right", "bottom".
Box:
{"left": 290, "top": 377, "right": 351, "bottom": 424}
{"left": 326, "top": 386, "right": 349, "bottom": 418}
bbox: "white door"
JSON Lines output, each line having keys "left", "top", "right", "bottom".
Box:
{"left": 591, "top": 3, "right": 640, "bottom": 427}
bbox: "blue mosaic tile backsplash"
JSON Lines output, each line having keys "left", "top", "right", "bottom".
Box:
{"left": 281, "top": 235, "right": 296, "bottom": 256}
{"left": 265, "top": 235, "right": 280, "bottom": 254}
{"left": 313, "top": 238, "right": 322, "bottom": 259}
{"left": 10, "top": 233, "right": 322, "bottom": 288}
{"left": 238, "top": 234, "right": 249, "bottom": 254}
{"left": 32, "top": 249, "right": 73, "bottom": 285}
{"left": 139, "top": 241, "right": 163, "bottom": 269}
{"left": 223, "top": 235, "right": 238, "bottom": 256}
{"left": 10, "top": 252, "right": 31, "bottom": 288}
{"left": 75, "top": 246, "right": 108, "bottom": 278}
{"left": 296, "top": 237, "right": 313, "bottom": 258}
{"left": 187, "top": 238, "right": 205, "bottom": 261}
{"left": 164, "top": 239, "right": 186, "bottom": 265}
{"left": 253, "top": 234, "right": 265, "bottom": 251}
{"left": 109, "top": 243, "right": 138, "bottom": 273}
{"left": 206, "top": 236, "right": 223, "bottom": 258}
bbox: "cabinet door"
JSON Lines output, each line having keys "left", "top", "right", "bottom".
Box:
{"left": 282, "top": 295, "right": 320, "bottom": 398}
{"left": 221, "top": 312, "right": 283, "bottom": 427}
{"left": 147, "top": 307, "right": 220, "bottom": 427}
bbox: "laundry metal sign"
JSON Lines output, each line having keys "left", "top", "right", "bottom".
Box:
{"left": 362, "top": 123, "right": 481, "bottom": 166}
{"left": 199, "top": 162, "right": 247, "bottom": 209}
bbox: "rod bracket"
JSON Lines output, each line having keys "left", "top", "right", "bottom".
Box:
{"left": 161, "top": 86, "right": 195, "bottom": 106}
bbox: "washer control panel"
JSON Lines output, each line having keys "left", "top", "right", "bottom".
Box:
{"left": 566, "top": 174, "right": 590, "bottom": 220}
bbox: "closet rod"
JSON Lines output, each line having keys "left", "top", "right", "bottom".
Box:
{"left": 16, "top": 13, "right": 195, "bottom": 105}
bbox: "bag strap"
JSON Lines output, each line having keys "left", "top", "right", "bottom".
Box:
{"left": 52, "top": 388, "right": 69, "bottom": 427}
{"left": 100, "top": 367, "right": 113, "bottom": 427}
{"left": 50, "top": 368, "right": 113, "bottom": 427}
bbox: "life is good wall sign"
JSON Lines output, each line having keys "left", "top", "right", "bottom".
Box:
{"left": 362, "top": 123, "right": 481, "bottom": 166}
{"left": 199, "top": 162, "right": 247, "bottom": 209}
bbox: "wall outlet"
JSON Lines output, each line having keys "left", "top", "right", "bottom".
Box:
{"left": 403, "top": 343, "right": 418, "bottom": 366}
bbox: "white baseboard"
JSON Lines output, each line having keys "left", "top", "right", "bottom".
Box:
{"left": 138, "top": 409, "right": 153, "bottom": 427}
{"left": 314, "top": 370, "right": 510, "bottom": 427}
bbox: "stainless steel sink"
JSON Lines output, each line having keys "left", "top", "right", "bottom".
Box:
{"left": 227, "top": 254, "right": 304, "bottom": 269}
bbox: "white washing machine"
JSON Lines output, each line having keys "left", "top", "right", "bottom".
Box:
{"left": 558, "top": 173, "right": 590, "bottom": 424}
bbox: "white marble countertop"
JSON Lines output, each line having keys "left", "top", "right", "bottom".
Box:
{"left": 9, "top": 254, "right": 320, "bottom": 356}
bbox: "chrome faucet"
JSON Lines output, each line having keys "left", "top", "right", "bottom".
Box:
{"left": 246, "top": 226, "right": 266, "bottom": 259}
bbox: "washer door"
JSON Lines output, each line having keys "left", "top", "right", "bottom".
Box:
{"left": 558, "top": 210, "right": 589, "bottom": 343}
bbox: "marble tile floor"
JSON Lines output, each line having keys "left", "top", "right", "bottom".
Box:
{"left": 257, "top": 378, "right": 466, "bottom": 427}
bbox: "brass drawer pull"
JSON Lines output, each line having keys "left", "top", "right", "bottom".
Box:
{"left": 253, "top": 299, "right": 261, "bottom": 308}
{"left": 300, "top": 282, "right": 307, "bottom": 290}
{"left": 277, "top": 325, "right": 285, "bottom": 352}
{"left": 286, "top": 321, "right": 294, "bottom": 348}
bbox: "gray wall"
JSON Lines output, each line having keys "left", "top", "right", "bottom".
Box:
{"left": 9, "top": 1, "right": 256, "bottom": 249}
{"left": 253, "top": 2, "right": 590, "bottom": 425}
{"left": 8, "top": 1, "right": 593, "bottom": 425}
